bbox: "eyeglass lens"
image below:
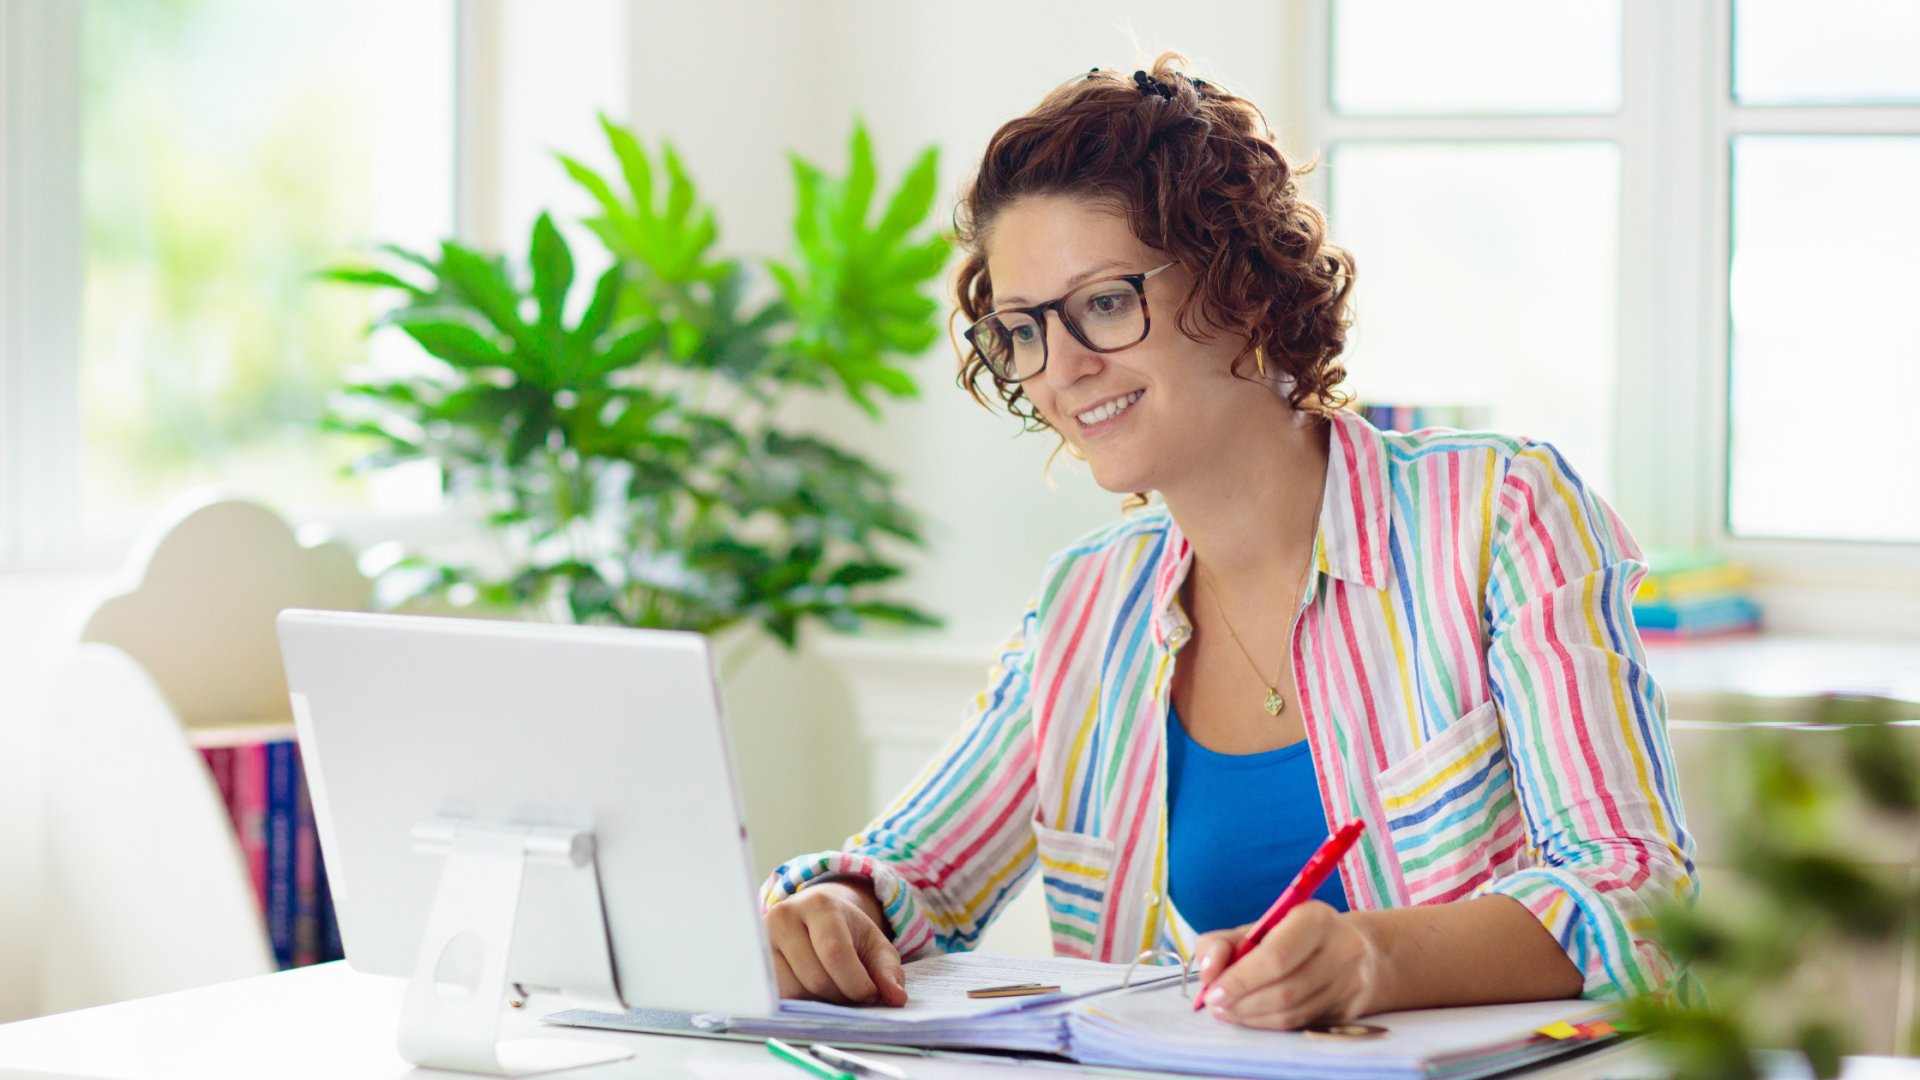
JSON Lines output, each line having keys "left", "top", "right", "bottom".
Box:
{"left": 974, "top": 277, "right": 1148, "bottom": 381}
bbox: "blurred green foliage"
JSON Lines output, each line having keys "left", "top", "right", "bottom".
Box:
{"left": 1630, "top": 695, "right": 1920, "bottom": 1080}
{"left": 323, "top": 118, "right": 947, "bottom": 647}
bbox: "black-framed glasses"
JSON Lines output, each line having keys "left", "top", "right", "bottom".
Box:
{"left": 964, "top": 263, "right": 1174, "bottom": 382}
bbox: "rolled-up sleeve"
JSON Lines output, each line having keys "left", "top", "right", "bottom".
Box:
{"left": 1474, "top": 442, "right": 1697, "bottom": 999}
{"left": 760, "top": 605, "right": 1042, "bottom": 961}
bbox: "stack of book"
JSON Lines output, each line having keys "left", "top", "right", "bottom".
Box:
{"left": 196, "top": 734, "right": 343, "bottom": 970}
{"left": 1633, "top": 550, "right": 1761, "bottom": 642}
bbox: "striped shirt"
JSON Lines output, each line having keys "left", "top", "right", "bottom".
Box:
{"left": 764, "top": 409, "right": 1697, "bottom": 1000}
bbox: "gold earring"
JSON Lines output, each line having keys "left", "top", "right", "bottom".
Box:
{"left": 1255, "top": 347, "right": 1267, "bottom": 378}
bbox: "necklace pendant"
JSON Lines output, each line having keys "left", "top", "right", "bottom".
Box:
{"left": 1263, "top": 691, "right": 1285, "bottom": 716}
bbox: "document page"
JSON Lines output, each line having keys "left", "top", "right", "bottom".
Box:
{"left": 1069, "top": 982, "right": 1619, "bottom": 1080}
{"left": 780, "top": 952, "right": 1177, "bottom": 1020}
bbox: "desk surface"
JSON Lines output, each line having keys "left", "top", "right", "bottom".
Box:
{"left": 0, "top": 963, "right": 1668, "bottom": 1080}
{"left": 1645, "top": 635, "right": 1920, "bottom": 712}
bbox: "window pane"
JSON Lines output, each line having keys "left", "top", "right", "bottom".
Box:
{"left": 81, "top": 0, "right": 454, "bottom": 535}
{"left": 1329, "top": 142, "right": 1621, "bottom": 494}
{"left": 1735, "top": 0, "right": 1920, "bottom": 105}
{"left": 1332, "top": 0, "right": 1622, "bottom": 116}
{"left": 1728, "top": 136, "right": 1920, "bottom": 541}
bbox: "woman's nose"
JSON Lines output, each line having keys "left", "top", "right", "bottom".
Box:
{"left": 1041, "top": 312, "right": 1101, "bottom": 387}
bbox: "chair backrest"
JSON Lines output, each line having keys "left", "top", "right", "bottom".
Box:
{"left": 39, "top": 644, "right": 275, "bottom": 1012}
{"left": 79, "top": 495, "right": 371, "bottom": 729}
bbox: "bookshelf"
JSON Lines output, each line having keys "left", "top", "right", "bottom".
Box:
{"left": 186, "top": 721, "right": 341, "bottom": 970}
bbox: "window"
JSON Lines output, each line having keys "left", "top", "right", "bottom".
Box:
{"left": 1725, "top": 1, "right": 1920, "bottom": 543}
{"left": 79, "top": 0, "right": 455, "bottom": 541}
{"left": 1317, "top": 0, "right": 1625, "bottom": 497}
{"left": 1301, "top": 0, "right": 1920, "bottom": 618}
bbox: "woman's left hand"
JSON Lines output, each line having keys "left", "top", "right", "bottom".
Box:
{"left": 1190, "top": 902, "right": 1386, "bottom": 1030}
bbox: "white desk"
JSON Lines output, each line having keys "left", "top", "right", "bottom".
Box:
{"left": 1645, "top": 635, "right": 1920, "bottom": 721}
{"left": 0, "top": 963, "right": 1668, "bottom": 1080}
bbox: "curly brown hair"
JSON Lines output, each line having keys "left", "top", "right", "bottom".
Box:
{"left": 953, "top": 53, "right": 1355, "bottom": 430}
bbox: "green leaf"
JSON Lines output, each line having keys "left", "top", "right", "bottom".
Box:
{"left": 1799, "top": 1022, "right": 1843, "bottom": 1080}
{"left": 529, "top": 213, "right": 575, "bottom": 336}
{"left": 1731, "top": 845, "right": 1906, "bottom": 939}
{"left": 569, "top": 265, "right": 625, "bottom": 359}
{"left": 559, "top": 152, "right": 627, "bottom": 225}
{"left": 439, "top": 242, "right": 533, "bottom": 349}
{"left": 788, "top": 156, "right": 824, "bottom": 254}
{"left": 848, "top": 601, "right": 942, "bottom": 629}
{"left": 317, "top": 266, "right": 425, "bottom": 294}
{"left": 602, "top": 115, "right": 655, "bottom": 228}
{"left": 836, "top": 120, "right": 877, "bottom": 242}
{"left": 1843, "top": 716, "right": 1920, "bottom": 813}
{"left": 875, "top": 146, "right": 939, "bottom": 246}
{"left": 390, "top": 315, "right": 510, "bottom": 369}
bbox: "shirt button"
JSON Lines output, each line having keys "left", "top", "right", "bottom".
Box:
{"left": 1143, "top": 890, "right": 1158, "bottom": 907}
{"left": 1168, "top": 627, "right": 1189, "bottom": 644}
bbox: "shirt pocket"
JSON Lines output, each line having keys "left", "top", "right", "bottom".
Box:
{"left": 1032, "top": 822, "right": 1117, "bottom": 959}
{"left": 1375, "top": 701, "right": 1529, "bottom": 907}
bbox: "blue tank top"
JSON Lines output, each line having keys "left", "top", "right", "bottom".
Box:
{"left": 1165, "top": 705, "right": 1349, "bottom": 934}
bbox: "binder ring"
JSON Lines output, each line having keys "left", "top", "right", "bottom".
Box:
{"left": 1123, "top": 947, "right": 1194, "bottom": 992}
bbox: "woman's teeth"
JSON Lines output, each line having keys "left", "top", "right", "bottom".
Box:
{"left": 1077, "top": 391, "right": 1142, "bottom": 426}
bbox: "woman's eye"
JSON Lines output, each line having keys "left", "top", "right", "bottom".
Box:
{"left": 1083, "top": 291, "right": 1137, "bottom": 318}
{"left": 1009, "top": 323, "right": 1038, "bottom": 344}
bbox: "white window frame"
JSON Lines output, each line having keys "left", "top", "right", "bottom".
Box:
{"left": 0, "top": 0, "right": 82, "bottom": 566}
{"left": 1293, "top": 0, "right": 1920, "bottom": 636}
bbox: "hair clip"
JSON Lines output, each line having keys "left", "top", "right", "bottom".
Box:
{"left": 1132, "top": 70, "right": 1174, "bottom": 100}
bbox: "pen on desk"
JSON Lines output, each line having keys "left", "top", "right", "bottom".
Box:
{"left": 767, "top": 1038, "right": 856, "bottom": 1080}
{"left": 809, "top": 1043, "right": 912, "bottom": 1080}
{"left": 1194, "top": 818, "right": 1367, "bottom": 1011}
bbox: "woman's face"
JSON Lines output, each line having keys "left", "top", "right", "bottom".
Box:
{"left": 982, "top": 194, "right": 1259, "bottom": 496}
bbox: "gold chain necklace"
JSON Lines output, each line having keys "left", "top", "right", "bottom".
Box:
{"left": 1194, "top": 553, "right": 1317, "bottom": 717}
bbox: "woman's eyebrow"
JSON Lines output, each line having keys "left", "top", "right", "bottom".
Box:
{"left": 994, "top": 260, "right": 1133, "bottom": 308}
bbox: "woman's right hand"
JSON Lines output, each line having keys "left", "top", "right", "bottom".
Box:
{"left": 765, "top": 878, "right": 909, "bottom": 1006}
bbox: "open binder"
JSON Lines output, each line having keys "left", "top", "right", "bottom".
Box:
{"left": 547, "top": 952, "right": 1621, "bottom": 1080}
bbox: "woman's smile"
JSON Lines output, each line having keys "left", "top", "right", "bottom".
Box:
{"left": 1074, "top": 389, "right": 1144, "bottom": 432}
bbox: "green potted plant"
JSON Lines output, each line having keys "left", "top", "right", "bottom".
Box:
{"left": 323, "top": 118, "right": 948, "bottom": 651}
{"left": 1632, "top": 695, "right": 1920, "bottom": 1079}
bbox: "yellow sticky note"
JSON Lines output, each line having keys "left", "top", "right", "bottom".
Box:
{"left": 1536, "top": 1021, "right": 1582, "bottom": 1040}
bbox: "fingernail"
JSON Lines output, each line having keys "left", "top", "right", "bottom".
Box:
{"left": 1211, "top": 1005, "right": 1231, "bottom": 1019}
{"left": 1204, "top": 986, "right": 1226, "bottom": 1007}
{"left": 1198, "top": 955, "right": 1213, "bottom": 972}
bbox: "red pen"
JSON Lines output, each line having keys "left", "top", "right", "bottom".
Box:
{"left": 1193, "top": 818, "right": 1366, "bottom": 1010}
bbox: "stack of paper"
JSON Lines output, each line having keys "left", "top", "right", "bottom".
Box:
{"left": 693, "top": 954, "right": 1174, "bottom": 1054}
{"left": 1068, "top": 981, "right": 1619, "bottom": 1080}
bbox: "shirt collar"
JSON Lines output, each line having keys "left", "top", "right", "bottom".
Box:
{"left": 1150, "top": 409, "right": 1392, "bottom": 650}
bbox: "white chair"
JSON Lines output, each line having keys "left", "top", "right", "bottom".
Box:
{"left": 79, "top": 495, "right": 370, "bottom": 731}
{"left": 38, "top": 644, "right": 275, "bottom": 1012}
{"left": 36, "top": 492, "right": 370, "bottom": 1012}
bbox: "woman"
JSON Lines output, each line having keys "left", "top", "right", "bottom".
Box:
{"left": 761, "top": 56, "right": 1694, "bottom": 1031}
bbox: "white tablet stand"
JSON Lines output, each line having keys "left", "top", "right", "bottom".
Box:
{"left": 399, "top": 818, "right": 634, "bottom": 1076}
